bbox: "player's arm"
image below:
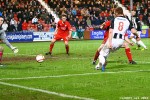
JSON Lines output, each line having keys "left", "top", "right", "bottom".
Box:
{"left": 124, "top": 35, "right": 134, "bottom": 46}
{"left": 54, "top": 22, "right": 59, "bottom": 35}
{"left": 54, "top": 28, "right": 58, "bottom": 35}
{"left": 108, "top": 20, "right": 114, "bottom": 49}
{"left": 100, "top": 22, "right": 105, "bottom": 29}
{"left": 67, "top": 22, "right": 72, "bottom": 40}
{"left": 108, "top": 28, "right": 113, "bottom": 49}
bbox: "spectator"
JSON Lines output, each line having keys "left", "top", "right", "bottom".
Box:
{"left": 28, "top": 26, "right": 35, "bottom": 32}
{"left": 10, "top": 18, "right": 17, "bottom": 31}
{"left": 72, "top": 18, "right": 78, "bottom": 28}
{"left": 86, "top": 17, "right": 91, "bottom": 26}
{"left": 50, "top": 26, "right": 55, "bottom": 32}
{"left": 2, "top": 21, "right": 8, "bottom": 31}
{"left": 45, "top": 15, "right": 51, "bottom": 24}
{"left": 77, "top": 26, "right": 84, "bottom": 39}
{"left": 0, "top": 12, "right": 2, "bottom": 16}
{"left": 71, "top": 8, "right": 77, "bottom": 17}
{"left": 32, "top": 16, "right": 38, "bottom": 24}
{"left": 22, "top": 20, "right": 28, "bottom": 31}
{"left": 37, "top": 23, "right": 43, "bottom": 32}
{"left": 17, "top": 18, "right": 22, "bottom": 31}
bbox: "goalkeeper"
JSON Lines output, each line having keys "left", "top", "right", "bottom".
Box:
{"left": 0, "top": 16, "right": 18, "bottom": 65}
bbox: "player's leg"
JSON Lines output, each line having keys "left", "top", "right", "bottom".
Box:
{"left": 95, "top": 43, "right": 110, "bottom": 71}
{"left": 93, "top": 44, "right": 105, "bottom": 65}
{"left": 0, "top": 46, "right": 4, "bottom": 65}
{"left": 0, "top": 31, "right": 18, "bottom": 53}
{"left": 130, "top": 33, "right": 140, "bottom": 49}
{"left": 136, "top": 32, "right": 147, "bottom": 50}
{"left": 64, "top": 40, "right": 69, "bottom": 55}
{"left": 45, "top": 38, "right": 56, "bottom": 55}
{"left": 62, "top": 35, "right": 70, "bottom": 55}
{"left": 93, "top": 36, "right": 108, "bottom": 65}
{"left": 123, "top": 42, "right": 136, "bottom": 64}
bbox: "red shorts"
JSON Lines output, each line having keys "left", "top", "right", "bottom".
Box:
{"left": 54, "top": 34, "right": 68, "bottom": 42}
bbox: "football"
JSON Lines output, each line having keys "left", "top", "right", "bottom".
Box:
{"left": 36, "top": 54, "right": 45, "bottom": 62}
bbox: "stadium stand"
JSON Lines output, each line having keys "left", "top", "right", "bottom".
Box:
{"left": 0, "top": 0, "right": 149, "bottom": 32}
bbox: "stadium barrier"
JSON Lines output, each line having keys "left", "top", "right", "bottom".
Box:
{"left": 6, "top": 31, "right": 34, "bottom": 42}
{"left": 33, "top": 32, "right": 54, "bottom": 41}
{"left": 84, "top": 29, "right": 150, "bottom": 40}
{"left": 6, "top": 29, "right": 150, "bottom": 42}
{"left": 6, "top": 31, "right": 54, "bottom": 42}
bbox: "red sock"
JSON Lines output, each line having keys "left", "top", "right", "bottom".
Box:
{"left": 65, "top": 45, "right": 69, "bottom": 54}
{"left": 93, "top": 50, "right": 99, "bottom": 61}
{"left": 125, "top": 48, "right": 132, "bottom": 62}
{"left": 0, "top": 52, "right": 3, "bottom": 63}
{"left": 50, "top": 43, "right": 54, "bottom": 53}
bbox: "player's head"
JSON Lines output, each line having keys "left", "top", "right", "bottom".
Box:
{"left": 61, "top": 14, "right": 67, "bottom": 22}
{"left": 0, "top": 16, "right": 4, "bottom": 25}
{"left": 131, "top": 11, "right": 136, "bottom": 16}
{"left": 115, "top": 7, "right": 123, "bottom": 16}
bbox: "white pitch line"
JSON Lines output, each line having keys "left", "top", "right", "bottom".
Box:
{"left": 0, "top": 81, "right": 95, "bottom": 100}
{"left": 0, "top": 70, "right": 150, "bottom": 81}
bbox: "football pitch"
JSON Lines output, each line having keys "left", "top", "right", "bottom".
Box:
{"left": 0, "top": 39, "right": 150, "bottom": 100}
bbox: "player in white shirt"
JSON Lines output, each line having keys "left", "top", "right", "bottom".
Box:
{"left": 130, "top": 11, "right": 147, "bottom": 50}
{"left": 95, "top": 7, "right": 139, "bottom": 72}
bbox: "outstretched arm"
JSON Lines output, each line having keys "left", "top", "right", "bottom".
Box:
{"left": 108, "top": 28, "right": 113, "bottom": 49}
{"left": 124, "top": 36, "right": 134, "bottom": 46}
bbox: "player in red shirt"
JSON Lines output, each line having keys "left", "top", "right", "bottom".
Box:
{"left": 93, "top": 20, "right": 136, "bottom": 65}
{"left": 45, "top": 14, "right": 72, "bottom": 55}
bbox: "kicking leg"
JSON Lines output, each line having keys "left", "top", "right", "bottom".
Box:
{"left": 130, "top": 35, "right": 140, "bottom": 49}
{"left": 136, "top": 39, "right": 147, "bottom": 50}
{"left": 95, "top": 44, "right": 110, "bottom": 71}
{"left": 93, "top": 44, "right": 104, "bottom": 65}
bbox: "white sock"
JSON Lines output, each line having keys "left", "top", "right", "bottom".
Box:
{"left": 99, "top": 55, "right": 106, "bottom": 65}
{"left": 137, "top": 40, "right": 147, "bottom": 49}
{"left": 131, "top": 38, "right": 137, "bottom": 44}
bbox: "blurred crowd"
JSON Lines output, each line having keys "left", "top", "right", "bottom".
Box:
{"left": 0, "top": 0, "right": 149, "bottom": 32}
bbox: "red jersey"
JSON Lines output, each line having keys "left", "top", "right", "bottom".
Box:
{"left": 102, "top": 21, "right": 128, "bottom": 44}
{"left": 102, "top": 21, "right": 111, "bottom": 44}
{"left": 57, "top": 20, "right": 72, "bottom": 36}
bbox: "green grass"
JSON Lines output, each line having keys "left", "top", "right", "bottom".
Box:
{"left": 0, "top": 39, "right": 150, "bottom": 100}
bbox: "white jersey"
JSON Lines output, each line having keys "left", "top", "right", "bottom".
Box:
{"left": 110, "top": 16, "right": 133, "bottom": 40}
{"left": 99, "top": 16, "right": 134, "bottom": 57}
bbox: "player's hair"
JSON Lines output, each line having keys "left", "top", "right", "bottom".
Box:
{"left": 61, "top": 14, "right": 67, "bottom": 18}
{"left": 115, "top": 7, "right": 123, "bottom": 15}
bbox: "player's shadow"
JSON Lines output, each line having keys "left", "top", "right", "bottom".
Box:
{"left": 106, "top": 60, "right": 137, "bottom": 70}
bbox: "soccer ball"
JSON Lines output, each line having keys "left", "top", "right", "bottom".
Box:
{"left": 36, "top": 54, "right": 45, "bottom": 62}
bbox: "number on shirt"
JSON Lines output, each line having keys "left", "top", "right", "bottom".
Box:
{"left": 118, "top": 22, "right": 124, "bottom": 31}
